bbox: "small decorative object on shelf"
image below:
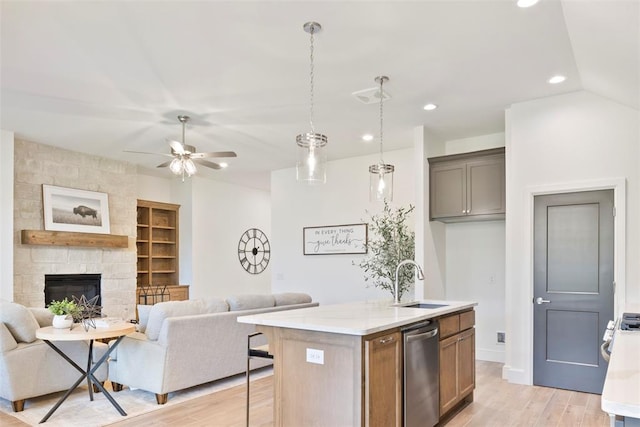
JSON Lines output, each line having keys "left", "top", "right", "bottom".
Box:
{"left": 137, "top": 284, "right": 169, "bottom": 305}
{"left": 71, "top": 295, "right": 102, "bottom": 331}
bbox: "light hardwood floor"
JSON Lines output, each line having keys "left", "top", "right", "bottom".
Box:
{"left": 0, "top": 361, "right": 610, "bottom": 426}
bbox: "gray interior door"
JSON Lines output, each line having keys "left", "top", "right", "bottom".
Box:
{"left": 533, "top": 190, "right": 614, "bottom": 394}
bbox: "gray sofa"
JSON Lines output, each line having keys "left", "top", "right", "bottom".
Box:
{"left": 0, "top": 301, "right": 109, "bottom": 412}
{"left": 108, "top": 293, "right": 317, "bottom": 404}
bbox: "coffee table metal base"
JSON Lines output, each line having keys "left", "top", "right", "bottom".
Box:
{"left": 39, "top": 336, "right": 126, "bottom": 423}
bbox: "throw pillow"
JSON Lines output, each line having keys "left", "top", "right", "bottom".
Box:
{"left": 136, "top": 305, "right": 152, "bottom": 333}
{"left": 29, "top": 307, "right": 54, "bottom": 327}
{"left": 145, "top": 300, "right": 206, "bottom": 341}
{"left": 274, "top": 293, "right": 312, "bottom": 306}
{"left": 0, "top": 301, "right": 41, "bottom": 343}
{"left": 203, "top": 297, "right": 229, "bottom": 313}
{"left": 226, "top": 294, "right": 275, "bottom": 311}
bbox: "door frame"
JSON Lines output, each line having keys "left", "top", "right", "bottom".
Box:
{"left": 510, "top": 178, "right": 626, "bottom": 385}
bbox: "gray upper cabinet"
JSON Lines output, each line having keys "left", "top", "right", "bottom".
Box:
{"left": 429, "top": 148, "right": 505, "bottom": 222}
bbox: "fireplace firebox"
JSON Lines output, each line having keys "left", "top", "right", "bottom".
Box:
{"left": 44, "top": 274, "right": 101, "bottom": 310}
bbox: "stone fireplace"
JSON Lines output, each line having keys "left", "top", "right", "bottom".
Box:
{"left": 13, "top": 140, "right": 137, "bottom": 317}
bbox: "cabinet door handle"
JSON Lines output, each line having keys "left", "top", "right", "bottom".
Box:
{"left": 379, "top": 336, "right": 395, "bottom": 344}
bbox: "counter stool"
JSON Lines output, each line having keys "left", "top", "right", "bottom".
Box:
{"left": 246, "top": 332, "right": 273, "bottom": 427}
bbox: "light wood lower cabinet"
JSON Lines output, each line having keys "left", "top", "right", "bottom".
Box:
{"left": 365, "top": 331, "right": 402, "bottom": 427}
{"left": 439, "top": 310, "right": 476, "bottom": 417}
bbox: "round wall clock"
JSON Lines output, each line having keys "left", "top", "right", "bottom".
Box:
{"left": 237, "top": 228, "right": 271, "bottom": 274}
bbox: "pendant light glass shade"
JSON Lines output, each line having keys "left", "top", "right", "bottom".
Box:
{"left": 296, "top": 133, "right": 327, "bottom": 184}
{"left": 296, "top": 22, "right": 328, "bottom": 184}
{"left": 369, "top": 76, "right": 394, "bottom": 201}
{"left": 369, "top": 163, "right": 394, "bottom": 202}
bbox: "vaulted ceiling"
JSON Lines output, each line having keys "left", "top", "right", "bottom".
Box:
{"left": 1, "top": 1, "right": 638, "bottom": 190}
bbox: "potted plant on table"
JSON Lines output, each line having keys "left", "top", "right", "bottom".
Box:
{"left": 48, "top": 298, "right": 79, "bottom": 329}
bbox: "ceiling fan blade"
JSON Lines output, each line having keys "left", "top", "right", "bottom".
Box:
{"left": 156, "top": 160, "right": 172, "bottom": 168}
{"left": 123, "top": 150, "right": 172, "bottom": 157}
{"left": 191, "top": 151, "right": 237, "bottom": 159}
{"left": 193, "top": 159, "right": 222, "bottom": 170}
{"left": 167, "top": 139, "right": 186, "bottom": 154}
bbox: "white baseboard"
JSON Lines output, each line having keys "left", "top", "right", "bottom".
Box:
{"left": 501, "top": 365, "right": 530, "bottom": 385}
{"left": 476, "top": 348, "right": 505, "bottom": 363}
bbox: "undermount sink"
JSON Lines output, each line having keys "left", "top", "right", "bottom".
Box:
{"left": 402, "top": 303, "right": 449, "bottom": 309}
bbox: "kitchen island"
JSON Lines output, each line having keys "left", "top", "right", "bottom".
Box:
{"left": 238, "top": 299, "right": 477, "bottom": 427}
{"left": 601, "top": 304, "right": 640, "bottom": 427}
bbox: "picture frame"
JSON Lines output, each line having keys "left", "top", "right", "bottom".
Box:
{"left": 303, "top": 223, "right": 368, "bottom": 255}
{"left": 42, "top": 185, "right": 110, "bottom": 234}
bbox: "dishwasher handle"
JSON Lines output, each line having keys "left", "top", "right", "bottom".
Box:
{"left": 405, "top": 328, "right": 438, "bottom": 343}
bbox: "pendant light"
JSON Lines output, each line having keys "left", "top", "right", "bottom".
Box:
{"left": 296, "top": 22, "right": 328, "bottom": 184}
{"left": 369, "top": 76, "right": 394, "bottom": 201}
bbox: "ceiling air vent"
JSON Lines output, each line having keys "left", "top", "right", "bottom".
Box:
{"left": 352, "top": 86, "right": 391, "bottom": 104}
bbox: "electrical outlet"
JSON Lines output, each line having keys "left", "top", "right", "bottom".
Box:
{"left": 497, "top": 331, "right": 506, "bottom": 344}
{"left": 306, "top": 348, "right": 324, "bottom": 365}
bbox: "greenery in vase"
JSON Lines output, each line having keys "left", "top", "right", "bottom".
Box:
{"left": 354, "top": 201, "right": 416, "bottom": 300}
{"left": 47, "top": 298, "right": 79, "bottom": 317}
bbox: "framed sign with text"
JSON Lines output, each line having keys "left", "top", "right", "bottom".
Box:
{"left": 303, "top": 223, "right": 368, "bottom": 255}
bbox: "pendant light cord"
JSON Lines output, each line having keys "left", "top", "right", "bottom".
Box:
{"left": 309, "top": 25, "right": 316, "bottom": 134}
{"left": 379, "top": 77, "right": 385, "bottom": 164}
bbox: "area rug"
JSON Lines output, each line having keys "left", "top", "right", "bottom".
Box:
{"left": 0, "top": 367, "right": 272, "bottom": 427}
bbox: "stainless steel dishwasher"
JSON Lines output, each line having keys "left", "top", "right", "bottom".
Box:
{"left": 403, "top": 320, "right": 439, "bottom": 427}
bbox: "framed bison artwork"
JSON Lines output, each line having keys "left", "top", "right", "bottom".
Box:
{"left": 42, "top": 185, "right": 110, "bottom": 234}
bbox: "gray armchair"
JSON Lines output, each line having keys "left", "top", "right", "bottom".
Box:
{"left": 0, "top": 301, "right": 108, "bottom": 412}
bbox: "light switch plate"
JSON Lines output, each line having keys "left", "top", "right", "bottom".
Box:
{"left": 306, "top": 348, "right": 324, "bottom": 365}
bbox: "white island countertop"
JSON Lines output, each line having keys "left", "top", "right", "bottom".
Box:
{"left": 601, "top": 304, "right": 640, "bottom": 419}
{"left": 238, "top": 299, "right": 477, "bottom": 336}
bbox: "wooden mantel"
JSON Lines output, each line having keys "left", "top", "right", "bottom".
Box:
{"left": 21, "top": 230, "right": 129, "bottom": 248}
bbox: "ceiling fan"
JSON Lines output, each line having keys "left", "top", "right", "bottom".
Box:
{"left": 125, "top": 115, "right": 237, "bottom": 180}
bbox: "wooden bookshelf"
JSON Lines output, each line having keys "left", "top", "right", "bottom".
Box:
{"left": 136, "top": 200, "right": 188, "bottom": 303}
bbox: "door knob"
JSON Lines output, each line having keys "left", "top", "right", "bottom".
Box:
{"left": 535, "top": 297, "right": 551, "bottom": 304}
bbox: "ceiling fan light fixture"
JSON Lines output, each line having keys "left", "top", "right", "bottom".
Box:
{"left": 124, "top": 114, "right": 237, "bottom": 180}
{"left": 169, "top": 158, "right": 183, "bottom": 175}
{"left": 184, "top": 158, "right": 197, "bottom": 176}
{"left": 296, "top": 21, "right": 328, "bottom": 185}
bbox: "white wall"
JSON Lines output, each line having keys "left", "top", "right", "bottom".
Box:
{"left": 136, "top": 174, "right": 173, "bottom": 203}
{"left": 0, "top": 130, "right": 14, "bottom": 301}
{"left": 445, "top": 133, "right": 505, "bottom": 155}
{"left": 190, "top": 177, "right": 271, "bottom": 299}
{"left": 505, "top": 90, "right": 639, "bottom": 385}
{"left": 136, "top": 173, "right": 271, "bottom": 299}
{"left": 446, "top": 221, "right": 506, "bottom": 362}
{"left": 271, "top": 148, "right": 416, "bottom": 305}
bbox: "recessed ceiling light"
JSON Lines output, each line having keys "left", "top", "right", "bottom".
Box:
{"left": 517, "top": 0, "right": 539, "bottom": 8}
{"left": 362, "top": 134, "right": 374, "bottom": 142}
{"left": 219, "top": 162, "right": 228, "bottom": 168}
{"left": 548, "top": 75, "right": 566, "bottom": 84}
{"left": 423, "top": 103, "right": 438, "bottom": 111}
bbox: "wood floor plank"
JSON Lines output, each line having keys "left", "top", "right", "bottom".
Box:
{"left": 0, "top": 360, "right": 612, "bottom": 427}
